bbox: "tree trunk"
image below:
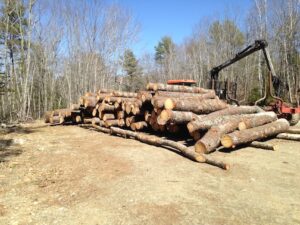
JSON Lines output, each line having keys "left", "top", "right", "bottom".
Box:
{"left": 102, "top": 113, "right": 115, "bottom": 121}
{"left": 238, "top": 112, "right": 277, "bottom": 130}
{"left": 104, "top": 119, "right": 119, "bottom": 127}
{"left": 187, "top": 106, "right": 263, "bottom": 133}
{"left": 112, "top": 91, "right": 138, "bottom": 98}
{"left": 165, "top": 98, "right": 227, "bottom": 114}
{"left": 158, "top": 110, "right": 197, "bottom": 125}
{"left": 276, "top": 133, "right": 300, "bottom": 141}
{"left": 221, "top": 119, "right": 290, "bottom": 148}
{"left": 109, "top": 126, "right": 229, "bottom": 170}
{"left": 147, "top": 83, "right": 213, "bottom": 93}
{"left": 130, "top": 121, "right": 148, "bottom": 131}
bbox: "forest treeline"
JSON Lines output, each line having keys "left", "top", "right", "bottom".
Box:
{"left": 0, "top": 0, "right": 299, "bottom": 122}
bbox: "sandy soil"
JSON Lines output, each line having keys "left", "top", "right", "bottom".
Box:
{"left": 0, "top": 122, "right": 299, "bottom": 225}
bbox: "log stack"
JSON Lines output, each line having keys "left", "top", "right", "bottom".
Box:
{"left": 45, "top": 82, "right": 299, "bottom": 169}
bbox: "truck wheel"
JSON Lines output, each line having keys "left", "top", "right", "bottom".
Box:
{"left": 289, "top": 113, "right": 300, "bottom": 126}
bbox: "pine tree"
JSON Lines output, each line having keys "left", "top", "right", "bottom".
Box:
{"left": 122, "top": 49, "right": 143, "bottom": 91}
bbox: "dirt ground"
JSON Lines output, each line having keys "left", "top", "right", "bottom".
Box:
{"left": 0, "top": 121, "right": 299, "bottom": 225}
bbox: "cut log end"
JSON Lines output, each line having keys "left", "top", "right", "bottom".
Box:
{"left": 164, "top": 98, "right": 174, "bottom": 110}
{"left": 238, "top": 122, "right": 247, "bottom": 131}
{"left": 194, "top": 141, "right": 207, "bottom": 154}
{"left": 221, "top": 135, "right": 234, "bottom": 148}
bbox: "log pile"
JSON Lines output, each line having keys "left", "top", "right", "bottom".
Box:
{"left": 44, "top": 82, "right": 300, "bottom": 169}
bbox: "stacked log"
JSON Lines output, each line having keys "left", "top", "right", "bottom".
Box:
{"left": 45, "top": 82, "right": 298, "bottom": 169}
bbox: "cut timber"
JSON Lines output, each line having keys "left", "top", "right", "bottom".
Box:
{"left": 156, "top": 91, "right": 215, "bottom": 97}
{"left": 104, "top": 119, "right": 119, "bottom": 127}
{"left": 137, "top": 91, "right": 153, "bottom": 102}
{"left": 97, "top": 89, "right": 114, "bottom": 94}
{"left": 83, "top": 96, "right": 97, "bottom": 108}
{"left": 238, "top": 112, "right": 277, "bottom": 130}
{"left": 195, "top": 119, "right": 241, "bottom": 154}
{"left": 158, "top": 110, "right": 196, "bottom": 125}
{"left": 164, "top": 94, "right": 217, "bottom": 110}
{"left": 92, "top": 117, "right": 104, "bottom": 126}
{"left": 130, "top": 121, "right": 148, "bottom": 131}
{"left": 118, "top": 119, "right": 125, "bottom": 127}
{"left": 91, "top": 124, "right": 111, "bottom": 133}
{"left": 196, "top": 113, "right": 284, "bottom": 153}
{"left": 187, "top": 106, "right": 264, "bottom": 133}
{"left": 75, "top": 115, "right": 82, "bottom": 123}
{"left": 113, "top": 91, "right": 138, "bottom": 98}
{"left": 276, "top": 133, "right": 300, "bottom": 141}
{"left": 286, "top": 128, "right": 300, "bottom": 134}
{"left": 102, "top": 114, "right": 115, "bottom": 121}
{"left": 147, "top": 83, "right": 212, "bottom": 93}
{"left": 83, "top": 118, "right": 93, "bottom": 124}
{"left": 117, "top": 111, "right": 125, "bottom": 119}
{"left": 92, "top": 108, "right": 98, "bottom": 117}
{"left": 221, "top": 119, "right": 290, "bottom": 148}
{"left": 99, "top": 103, "right": 115, "bottom": 112}
{"left": 44, "top": 111, "right": 52, "bottom": 123}
{"left": 50, "top": 116, "right": 64, "bottom": 124}
{"left": 109, "top": 127, "right": 229, "bottom": 170}
{"left": 249, "top": 141, "right": 278, "bottom": 151}
{"left": 165, "top": 98, "right": 228, "bottom": 114}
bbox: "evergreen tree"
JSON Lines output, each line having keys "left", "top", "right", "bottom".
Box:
{"left": 122, "top": 49, "right": 143, "bottom": 91}
{"left": 154, "top": 36, "right": 175, "bottom": 64}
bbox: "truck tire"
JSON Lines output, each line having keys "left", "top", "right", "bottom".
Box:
{"left": 289, "top": 113, "right": 300, "bottom": 126}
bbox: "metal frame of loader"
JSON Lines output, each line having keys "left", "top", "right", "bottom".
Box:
{"left": 208, "top": 39, "right": 300, "bottom": 125}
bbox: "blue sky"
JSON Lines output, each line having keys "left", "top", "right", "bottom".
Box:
{"left": 117, "top": 0, "right": 253, "bottom": 56}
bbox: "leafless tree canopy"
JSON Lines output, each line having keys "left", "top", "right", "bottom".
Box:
{"left": 0, "top": 0, "right": 299, "bottom": 122}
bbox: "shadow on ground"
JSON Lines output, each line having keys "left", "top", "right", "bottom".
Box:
{"left": 0, "top": 139, "right": 23, "bottom": 163}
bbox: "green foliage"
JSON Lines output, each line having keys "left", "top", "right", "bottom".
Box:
{"left": 209, "top": 19, "right": 244, "bottom": 48}
{"left": 122, "top": 49, "right": 143, "bottom": 91}
{"left": 155, "top": 36, "right": 175, "bottom": 64}
{"left": 248, "top": 87, "right": 261, "bottom": 105}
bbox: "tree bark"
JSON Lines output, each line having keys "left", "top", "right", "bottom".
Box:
{"left": 238, "top": 112, "right": 277, "bottom": 130}
{"left": 147, "top": 83, "right": 213, "bottom": 93}
{"left": 187, "top": 106, "right": 263, "bottom": 133}
{"left": 165, "top": 98, "right": 228, "bottom": 114}
{"left": 102, "top": 113, "right": 115, "bottom": 121}
{"left": 158, "top": 110, "right": 197, "bottom": 125}
{"left": 276, "top": 133, "right": 300, "bottom": 141}
{"left": 221, "top": 119, "right": 290, "bottom": 148}
{"left": 113, "top": 91, "right": 138, "bottom": 98}
{"left": 109, "top": 126, "right": 229, "bottom": 170}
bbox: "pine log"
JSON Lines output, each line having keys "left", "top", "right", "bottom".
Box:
{"left": 147, "top": 83, "right": 213, "bottom": 93}
{"left": 118, "top": 119, "right": 125, "bottom": 127}
{"left": 50, "top": 116, "right": 64, "bottom": 124}
{"left": 165, "top": 98, "right": 228, "bottom": 114}
{"left": 83, "top": 96, "right": 97, "bottom": 108}
{"left": 104, "top": 119, "right": 119, "bottom": 127}
{"left": 249, "top": 141, "right": 278, "bottom": 151}
{"left": 109, "top": 127, "right": 229, "bottom": 170}
{"left": 238, "top": 112, "right": 277, "bottom": 130}
{"left": 130, "top": 121, "right": 148, "bottom": 131}
{"left": 97, "top": 93, "right": 111, "bottom": 101}
{"left": 152, "top": 97, "right": 167, "bottom": 109}
{"left": 44, "top": 111, "right": 52, "bottom": 123}
{"left": 102, "top": 113, "right": 115, "bottom": 121}
{"left": 144, "top": 111, "right": 151, "bottom": 122}
{"left": 187, "top": 106, "right": 264, "bottom": 133}
{"left": 91, "top": 124, "right": 111, "bottom": 133}
{"left": 276, "top": 133, "right": 300, "bottom": 141}
{"left": 125, "top": 116, "right": 136, "bottom": 127}
{"left": 221, "top": 119, "right": 290, "bottom": 148}
{"left": 99, "top": 103, "right": 115, "bottom": 112}
{"left": 195, "top": 118, "right": 243, "bottom": 154}
{"left": 155, "top": 91, "right": 215, "bottom": 97}
{"left": 158, "top": 110, "right": 197, "bottom": 125}
{"left": 117, "top": 110, "right": 125, "bottom": 119}
{"left": 113, "top": 91, "right": 138, "bottom": 98}
{"left": 286, "top": 128, "right": 300, "bottom": 134}
{"left": 75, "top": 115, "right": 82, "bottom": 123}
{"left": 92, "top": 108, "right": 98, "bottom": 117}
{"left": 83, "top": 118, "right": 93, "bottom": 124}
{"left": 137, "top": 91, "right": 153, "bottom": 102}
{"left": 92, "top": 117, "right": 105, "bottom": 126}
{"left": 97, "top": 89, "right": 114, "bottom": 94}
{"left": 164, "top": 94, "right": 217, "bottom": 110}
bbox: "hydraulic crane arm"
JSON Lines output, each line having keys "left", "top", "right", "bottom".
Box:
{"left": 210, "top": 39, "right": 277, "bottom": 81}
